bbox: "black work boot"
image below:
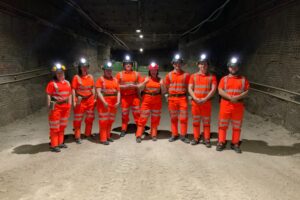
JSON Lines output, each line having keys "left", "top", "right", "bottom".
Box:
{"left": 120, "top": 130, "right": 126, "bottom": 137}
{"left": 75, "top": 139, "right": 82, "bottom": 144}
{"left": 190, "top": 139, "right": 199, "bottom": 145}
{"left": 100, "top": 141, "right": 109, "bottom": 145}
{"left": 51, "top": 146, "right": 61, "bottom": 152}
{"left": 231, "top": 143, "right": 242, "bottom": 153}
{"left": 204, "top": 140, "right": 211, "bottom": 148}
{"left": 168, "top": 135, "right": 179, "bottom": 142}
{"left": 180, "top": 136, "right": 190, "bottom": 144}
{"left": 108, "top": 138, "right": 114, "bottom": 142}
{"left": 216, "top": 143, "right": 226, "bottom": 151}
{"left": 59, "top": 143, "right": 68, "bottom": 148}
{"left": 136, "top": 137, "right": 142, "bottom": 143}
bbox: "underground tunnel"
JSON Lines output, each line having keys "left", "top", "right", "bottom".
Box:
{"left": 0, "top": 0, "right": 300, "bottom": 199}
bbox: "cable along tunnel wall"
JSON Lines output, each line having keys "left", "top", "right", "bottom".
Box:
{"left": 179, "top": 0, "right": 300, "bottom": 133}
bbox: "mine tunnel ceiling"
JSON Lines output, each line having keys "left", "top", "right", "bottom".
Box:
{"left": 75, "top": 0, "right": 227, "bottom": 50}
{"left": 0, "top": 0, "right": 227, "bottom": 50}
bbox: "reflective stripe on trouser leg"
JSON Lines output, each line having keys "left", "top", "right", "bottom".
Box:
{"left": 192, "top": 115, "right": 201, "bottom": 140}
{"left": 202, "top": 116, "right": 211, "bottom": 140}
{"left": 179, "top": 109, "right": 188, "bottom": 136}
{"left": 107, "top": 123, "right": 113, "bottom": 139}
{"left": 84, "top": 109, "right": 94, "bottom": 136}
{"left": 131, "top": 105, "right": 140, "bottom": 124}
{"left": 121, "top": 107, "right": 129, "bottom": 131}
{"left": 138, "top": 110, "right": 150, "bottom": 127}
{"left": 49, "top": 107, "right": 61, "bottom": 146}
{"left": 73, "top": 104, "right": 84, "bottom": 129}
{"left": 169, "top": 110, "right": 179, "bottom": 136}
{"left": 192, "top": 104, "right": 201, "bottom": 140}
{"left": 151, "top": 110, "right": 161, "bottom": 128}
{"left": 231, "top": 105, "right": 244, "bottom": 145}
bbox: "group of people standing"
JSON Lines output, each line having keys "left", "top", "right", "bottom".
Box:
{"left": 46, "top": 53, "right": 249, "bottom": 154}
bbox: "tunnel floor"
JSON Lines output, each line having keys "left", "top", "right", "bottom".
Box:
{"left": 0, "top": 97, "right": 300, "bottom": 200}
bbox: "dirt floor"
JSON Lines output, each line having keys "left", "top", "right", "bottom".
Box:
{"left": 0, "top": 96, "right": 300, "bottom": 200}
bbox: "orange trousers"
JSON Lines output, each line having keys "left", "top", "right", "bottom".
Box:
{"left": 121, "top": 94, "right": 140, "bottom": 131}
{"left": 218, "top": 100, "right": 244, "bottom": 145}
{"left": 97, "top": 97, "right": 117, "bottom": 142}
{"left": 48, "top": 103, "right": 71, "bottom": 147}
{"left": 191, "top": 100, "right": 212, "bottom": 141}
{"left": 168, "top": 96, "right": 188, "bottom": 136}
{"left": 136, "top": 94, "right": 162, "bottom": 137}
{"left": 73, "top": 95, "right": 95, "bottom": 139}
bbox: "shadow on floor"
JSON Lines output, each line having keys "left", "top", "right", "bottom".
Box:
{"left": 12, "top": 132, "right": 300, "bottom": 156}
{"left": 209, "top": 139, "right": 300, "bottom": 156}
{"left": 240, "top": 139, "right": 300, "bottom": 156}
{"left": 112, "top": 123, "right": 150, "bottom": 133}
{"left": 13, "top": 133, "right": 100, "bottom": 154}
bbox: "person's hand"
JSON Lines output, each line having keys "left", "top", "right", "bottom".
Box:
{"left": 103, "top": 101, "right": 108, "bottom": 108}
{"left": 73, "top": 101, "right": 77, "bottom": 108}
{"left": 164, "top": 94, "right": 169, "bottom": 102}
{"left": 200, "top": 97, "right": 207, "bottom": 103}
{"left": 144, "top": 77, "right": 150, "bottom": 83}
{"left": 126, "top": 84, "right": 137, "bottom": 89}
{"left": 230, "top": 96, "right": 238, "bottom": 102}
{"left": 114, "top": 102, "right": 120, "bottom": 108}
{"left": 159, "top": 79, "right": 164, "bottom": 85}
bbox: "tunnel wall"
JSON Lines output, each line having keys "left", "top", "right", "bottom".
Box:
{"left": 179, "top": 1, "right": 300, "bottom": 132}
{"left": 0, "top": 11, "right": 110, "bottom": 126}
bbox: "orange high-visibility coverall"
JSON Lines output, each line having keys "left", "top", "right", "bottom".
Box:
{"left": 218, "top": 75, "right": 250, "bottom": 144}
{"left": 96, "top": 76, "right": 120, "bottom": 142}
{"left": 165, "top": 70, "right": 190, "bottom": 136}
{"left": 46, "top": 80, "right": 71, "bottom": 148}
{"left": 72, "top": 74, "right": 95, "bottom": 139}
{"left": 136, "top": 77, "right": 162, "bottom": 137}
{"left": 189, "top": 73, "right": 217, "bottom": 141}
{"left": 115, "top": 70, "right": 143, "bottom": 131}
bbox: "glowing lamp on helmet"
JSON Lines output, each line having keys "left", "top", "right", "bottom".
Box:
{"left": 231, "top": 57, "right": 238, "bottom": 64}
{"left": 80, "top": 58, "right": 87, "bottom": 64}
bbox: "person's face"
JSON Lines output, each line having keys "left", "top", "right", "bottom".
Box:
{"left": 81, "top": 66, "right": 88, "bottom": 74}
{"left": 149, "top": 69, "right": 158, "bottom": 78}
{"left": 198, "top": 62, "right": 208, "bottom": 74}
{"left": 104, "top": 69, "right": 112, "bottom": 77}
{"left": 228, "top": 66, "right": 239, "bottom": 75}
{"left": 56, "top": 71, "right": 65, "bottom": 80}
{"left": 124, "top": 63, "right": 133, "bottom": 71}
{"left": 173, "top": 62, "right": 182, "bottom": 70}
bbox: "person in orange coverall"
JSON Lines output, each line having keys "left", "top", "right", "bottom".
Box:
{"left": 188, "top": 54, "right": 217, "bottom": 147}
{"left": 165, "top": 54, "right": 190, "bottom": 144}
{"left": 135, "top": 62, "right": 166, "bottom": 143}
{"left": 96, "top": 61, "right": 120, "bottom": 145}
{"left": 46, "top": 63, "right": 72, "bottom": 152}
{"left": 72, "top": 58, "right": 96, "bottom": 144}
{"left": 217, "top": 57, "right": 250, "bottom": 153}
{"left": 115, "top": 55, "right": 143, "bottom": 137}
